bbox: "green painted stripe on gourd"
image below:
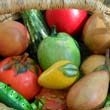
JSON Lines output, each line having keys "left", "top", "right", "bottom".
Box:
{"left": 59, "top": 63, "right": 79, "bottom": 77}
{"left": 21, "top": 9, "right": 49, "bottom": 62}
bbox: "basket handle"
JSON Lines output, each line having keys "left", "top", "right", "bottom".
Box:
{"left": 0, "top": 0, "right": 110, "bottom": 15}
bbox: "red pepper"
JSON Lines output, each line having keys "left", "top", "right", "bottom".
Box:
{"left": 46, "top": 9, "right": 88, "bottom": 36}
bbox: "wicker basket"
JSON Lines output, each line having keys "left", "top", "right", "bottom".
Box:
{"left": 0, "top": 1, "right": 110, "bottom": 110}
{"left": 0, "top": 0, "right": 110, "bottom": 23}
{"left": 0, "top": 13, "right": 20, "bottom": 22}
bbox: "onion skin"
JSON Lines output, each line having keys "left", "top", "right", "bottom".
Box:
{"left": 82, "top": 14, "right": 110, "bottom": 54}
{"left": 0, "top": 21, "right": 30, "bottom": 57}
{"left": 80, "top": 55, "right": 106, "bottom": 75}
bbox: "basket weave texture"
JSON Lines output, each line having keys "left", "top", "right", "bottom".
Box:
{"left": 0, "top": 1, "right": 109, "bottom": 110}
{"left": 0, "top": 0, "right": 109, "bottom": 14}
{"left": 0, "top": 0, "right": 110, "bottom": 24}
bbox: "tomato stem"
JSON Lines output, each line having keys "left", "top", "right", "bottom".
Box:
{"left": 20, "top": 53, "right": 29, "bottom": 64}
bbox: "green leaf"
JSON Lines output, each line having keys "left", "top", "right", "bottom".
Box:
{"left": 59, "top": 63, "right": 79, "bottom": 77}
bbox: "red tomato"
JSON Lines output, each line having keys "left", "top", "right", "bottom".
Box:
{"left": 0, "top": 54, "right": 40, "bottom": 100}
{"left": 46, "top": 9, "right": 88, "bottom": 36}
{"left": 36, "top": 88, "right": 68, "bottom": 110}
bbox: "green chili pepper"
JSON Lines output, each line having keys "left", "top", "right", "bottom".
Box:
{"left": 0, "top": 82, "right": 43, "bottom": 110}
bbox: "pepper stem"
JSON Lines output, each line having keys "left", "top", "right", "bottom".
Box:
{"left": 51, "top": 25, "right": 57, "bottom": 36}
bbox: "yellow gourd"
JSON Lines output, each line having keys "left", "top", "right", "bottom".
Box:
{"left": 38, "top": 60, "right": 80, "bottom": 89}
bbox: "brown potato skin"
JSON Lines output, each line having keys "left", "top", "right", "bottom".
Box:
{"left": 66, "top": 70, "right": 109, "bottom": 110}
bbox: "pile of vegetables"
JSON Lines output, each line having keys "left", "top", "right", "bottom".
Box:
{"left": 0, "top": 4, "right": 110, "bottom": 110}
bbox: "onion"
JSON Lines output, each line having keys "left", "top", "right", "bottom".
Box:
{"left": 82, "top": 14, "right": 110, "bottom": 54}
{"left": 0, "top": 21, "right": 30, "bottom": 57}
{"left": 80, "top": 55, "right": 106, "bottom": 75}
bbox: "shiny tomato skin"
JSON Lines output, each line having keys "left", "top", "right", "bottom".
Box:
{"left": 0, "top": 70, "right": 39, "bottom": 100}
{"left": 0, "top": 56, "right": 40, "bottom": 100}
{"left": 46, "top": 9, "right": 88, "bottom": 36}
{"left": 13, "top": 71, "right": 39, "bottom": 100}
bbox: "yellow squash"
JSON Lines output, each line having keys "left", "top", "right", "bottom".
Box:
{"left": 38, "top": 60, "right": 79, "bottom": 89}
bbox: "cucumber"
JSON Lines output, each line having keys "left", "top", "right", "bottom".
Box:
{"left": 21, "top": 10, "right": 49, "bottom": 62}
